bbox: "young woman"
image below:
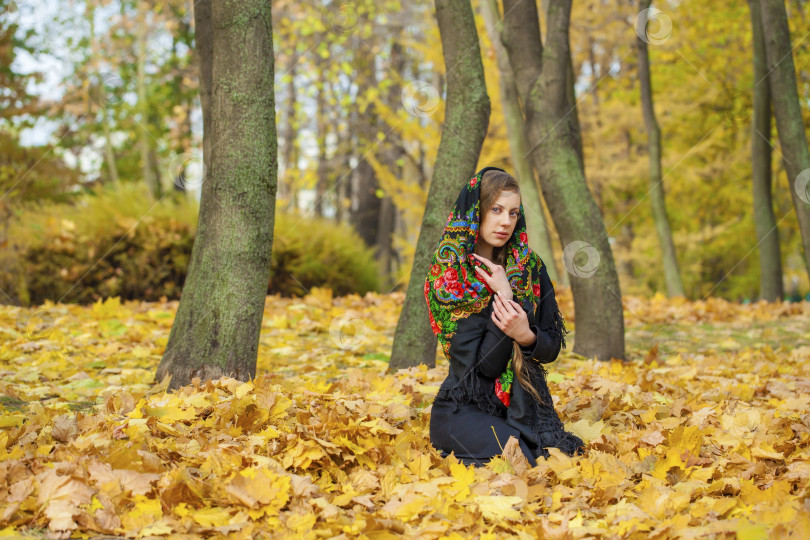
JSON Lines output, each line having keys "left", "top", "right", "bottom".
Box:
{"left": 424, "top": 166, "right": 585, "bottom": 468}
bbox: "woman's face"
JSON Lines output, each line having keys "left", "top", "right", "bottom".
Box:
{"left": 478, "top": 190, "right": 520, "bottom": 249}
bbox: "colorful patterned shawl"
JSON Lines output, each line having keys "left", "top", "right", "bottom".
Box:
{"left": 423, "top": 166, "right": 546, "bottom": 407}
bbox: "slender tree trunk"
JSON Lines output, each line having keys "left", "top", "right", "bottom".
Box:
{"left": 352, "top": 159, "right": 381, "bottom": 246}
{"left": 349, "top": 37, "right": 382, "bottom": 249}
{"left": 136, "top": 9, "right": 159, "bottom": 198}
{"left": 336, "top": 124, "right": 350, "bottom": 225}
{"left": 377, "top": 41, "right": 406, "bottom": 291}
{"left": 637, "top": 0, "right": 684, "bottom": 298}
{"left": 760, "top": 0, "right": 810, "bottom": 283}
{"left": 748, "top": 0, "right": 783, "bottom": 302}
{"left": 479, "top": 0, "right": 560, "bottom": 284}
{"left": 315, "top": 54, "right": 327, "bottom": 217}
{"left": 388, "top": 0, "right": 490, "bottom": 371}
{"left": 377, "top": 197, "right": 396, "bottom": 288}
{"left": 88, "top": 2, "right": 120, "bottom": 184}
{"left": 281, "top": 59, "right": 298, "bottom": 213}
{"left": 156, "top": 0, "right": 278, "bottom": 389}
{"left": 376, "top": 42, "right": 407, "bottom": 290}
{"left": 501, "top": 0, "right": 625, "bottom": 362}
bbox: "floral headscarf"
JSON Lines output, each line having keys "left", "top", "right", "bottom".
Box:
{"left": 423, "top": 166, "right": 547, "bottom": 406}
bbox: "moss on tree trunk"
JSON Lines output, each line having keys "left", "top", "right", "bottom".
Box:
{"left": 156, "top": 0, "right": 277, "bottom": 389}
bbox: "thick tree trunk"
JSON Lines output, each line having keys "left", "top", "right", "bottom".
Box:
{"left": 760, "top": 0, "right": 810, "bottom": 283}
{"left": 388, "top": 0, "right": 490, "bottom": 371}
{"left": 479, "top": 0, "right": 561, "bottom": 285}
{"left": 636, "top": 0, "right": 684, "bottom": 298}
{"left": 748, "top": 0, "right": 783, "bottom": 302}
{"left": 156, "top": 0, "right": 278, "bottom": 389}
{"left": 501, "top": 0, "right": 625, "bottom": 362}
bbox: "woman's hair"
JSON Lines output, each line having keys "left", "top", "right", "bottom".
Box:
{"left": 480, "top": 169, "right": 549, "bottom": 407}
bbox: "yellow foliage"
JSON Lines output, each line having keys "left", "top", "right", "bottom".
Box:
{"left": 0, "top": 293, "right": 808, "bottom": 537}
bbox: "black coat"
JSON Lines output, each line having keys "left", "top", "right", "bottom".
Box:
{"left": 432, "top": 261, "right": 585, "bottom": 459}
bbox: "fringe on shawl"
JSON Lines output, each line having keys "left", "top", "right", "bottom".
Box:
{"left": 435, "top": 361, "right": 507, "bottom": 418}
{"left": 522, "top": 351, "right": 586, "bottom": 458}
{"left": 550, "top": 298, "right": 571, "bottom": 351}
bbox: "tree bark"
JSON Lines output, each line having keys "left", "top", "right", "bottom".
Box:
{"left": 759, "top": 0, "right": 810, "bottom": 283}
{"left": 388, "top": 0, "right": 490, "bottom": 371}
{"left": 156, "top": 0, "right": 278, "bottom": 389}
{"left": 501, "top": 0, "right": 625, "bottom": 362}
{"left": 636, "top": 0, "right": 684, "bottom": 298}
{"left": 479, "top": 0, "right": 561, "bottom": 285}
{"left": 748, "top": 0, "right": 783, "bottom": 302}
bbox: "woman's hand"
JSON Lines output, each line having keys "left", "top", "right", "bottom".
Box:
{"left": 471, "top": 253, "right": 513, "bottom": 301}
{"left": 491, "top": 292, "right": 535, "bottom": 345}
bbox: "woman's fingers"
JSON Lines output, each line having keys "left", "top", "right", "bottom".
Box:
{"left": 474, "top": 266, "right": 490, "bottom": 286}
{"left": 498, "top": 294, "right": 517, "bottom": 313}
{"left": 492, "top": 293, "right": 513, "bottom": 320}
{"left": 471, "top": 252, "right": 493, "bottom": 271}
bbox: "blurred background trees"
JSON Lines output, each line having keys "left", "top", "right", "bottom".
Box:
{"left": 1, "top": 0, "right": 809, "bottom": 308}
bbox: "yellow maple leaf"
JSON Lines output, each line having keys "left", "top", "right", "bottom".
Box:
{"left": 120, "top": 495, "right": 162, "bottom": 532}
{"left": 449, "top": 462, "right": 475, "bottom": 501}
{"left": 472, "top": 495, "right": 523, "bottom": 521}
{"left": 190, "top": 506, "right": 233, "bottom": 527}
{"left": 225, "top": 467, "right": 291, "bottom": 514}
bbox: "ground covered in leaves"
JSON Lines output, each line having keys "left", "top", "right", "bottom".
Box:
{"left": 0, "top": 288, "right": 809, "bottom": 538}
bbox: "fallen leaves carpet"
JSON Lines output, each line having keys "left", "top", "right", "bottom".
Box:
{"left": 0, "top": 288, "right": 809, "bottom": 538}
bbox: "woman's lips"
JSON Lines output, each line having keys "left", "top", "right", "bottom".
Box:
{"left": 495, "top": 232, "right": 509, "bottom": 238}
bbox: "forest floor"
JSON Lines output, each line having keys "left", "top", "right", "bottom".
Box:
{"left": 0, "top": 288, "right": 808, "bottom": 538}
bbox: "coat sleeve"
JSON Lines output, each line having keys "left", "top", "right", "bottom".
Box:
{"left": 518, "top": 263, "right": 568, "bottom": 364}
{"left": 476, "top": 312, "right": 516, "bottom": 379}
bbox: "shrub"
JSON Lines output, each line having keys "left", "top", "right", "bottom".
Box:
{"left": 0, "top": 183, "right": 379, "bottom": 305}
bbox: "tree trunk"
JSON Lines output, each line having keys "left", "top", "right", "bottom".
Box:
{"left": 156, "top": 0, "right": 278, "bottom": 389}
{"left": 636, "top": 0, "right": 685, "bottom": 298}
{"left": 377, "top": 42, "right": 407, "bottom": 290}
{"left": 315, "top": 54, "right": 327, "bottom": 218}
{"left": 351, "top": 159, "right": 381, "bottom": 246}
{"left": 501, "top": 0, "right": 625, "bottom": 362}
{"left": 748, "top": 0, "right": 783, "bottom": 302}
{"left": 88, "top": 2, "right": 120, "bottom": 185}
{"left": 136, "top": 8, "right": 159, "bottom": 198}
{"left": 349, "top": 38, "right": 382, "bottom": 249}
{"left": 388, "top": 0, "right": 490, "bottom": 371}
{"left": 759, "top": 0, "right": 810, "bottom": 283}
{"left": 479, "top": 0, "right": 561, "bottom": 284}
{"left": 281, "top": 59, "right": 298, "bottom": 213}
